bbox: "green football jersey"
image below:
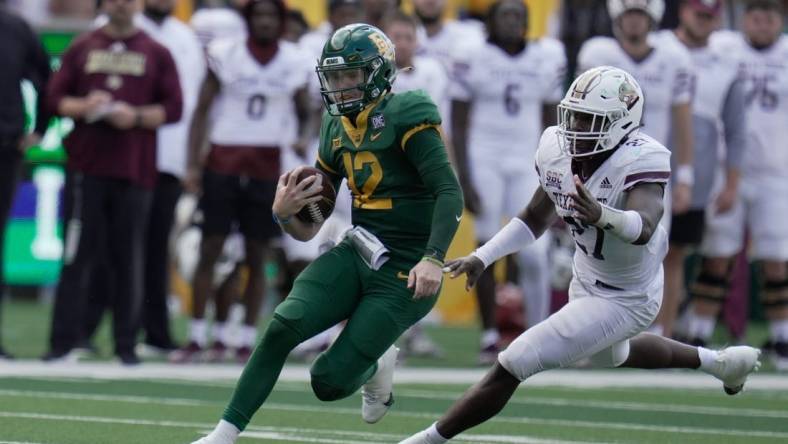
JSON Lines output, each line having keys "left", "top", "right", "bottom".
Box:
{"left": 316, "top": 90, "right": 445, "bottom": 260}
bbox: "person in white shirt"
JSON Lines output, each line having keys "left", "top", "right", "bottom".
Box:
{"left": 137, "top": 0, "right": 206, "bottom": 353}
{"left": 412, "top": 0, "right": 484, "bottom": 130}
{"left": 685, "top": 0, "right": 788, "bottom": 370}
{"left": 399, "top": 66, "right": 760, "bottom": 444}
{"left": 578, "top": 0, "right": 695, "bottom": 346}
{"left": 450, "top": 0, "right": 566, "bottom": 364}
{"left": 190, "top": 0, "right": 247, "bottom": 47}
{"left": 647, "top": 0, "right": 746, "bottom": 340}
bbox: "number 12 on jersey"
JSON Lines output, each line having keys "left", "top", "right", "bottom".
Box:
{"left": 563, "top": 216, "right": 605, "bottom": 260}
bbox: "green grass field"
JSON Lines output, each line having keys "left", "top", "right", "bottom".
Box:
{"left": 0, "top": 375, "right": 787, "bottom": 443}
{"left": 1, "top": 298, "right": 787, "bottom": 443}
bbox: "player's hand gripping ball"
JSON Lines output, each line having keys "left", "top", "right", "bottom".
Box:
{"left": 284, "top": 166, "right": 337, "bottom": 223}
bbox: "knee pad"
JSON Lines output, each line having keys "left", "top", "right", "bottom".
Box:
{"left": 761, "top": 279, "right": 788, "bottom": 310}
{"left": 689, "top": 268, "right": 730, "bottom": 304}
{"left": 309, "top": 353, "right": 348, "bottom": 402}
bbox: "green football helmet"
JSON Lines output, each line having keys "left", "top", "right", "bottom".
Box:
{"left": 316, "top": 23, "right": 397, "bottom": 116}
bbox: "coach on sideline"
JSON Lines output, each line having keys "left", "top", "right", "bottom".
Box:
{"left": 43, "top": 0, "right": 182, "bottom": 365}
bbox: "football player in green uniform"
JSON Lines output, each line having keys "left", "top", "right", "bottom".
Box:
{"left": 190, "top": 23, "right": 463, "bottom": 444}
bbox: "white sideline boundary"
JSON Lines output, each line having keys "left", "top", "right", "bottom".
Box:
{"left": 1, "top": 361, "right": 787, "bottom": 390}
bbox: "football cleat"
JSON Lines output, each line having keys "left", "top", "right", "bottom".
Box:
{"left": 204, "top": 341, "right": 228, "bottom": 363}
{"left": 361, "top": 345, "right": 398, "bottom": 423}
{"left": 478, "top": 343, "right": 499, "bottom": 366}
{"left": 169, "top": 341, "right": 204, "bottom": 364}
{"left": 189, "top": 434, "right": 233, "bottom": 444}
{"left": 710, "top": 346, "right": 761, "bottom": 395}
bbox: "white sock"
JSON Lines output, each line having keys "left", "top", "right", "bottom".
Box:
{"left": 687, "top": 313, "right": 715, "bottom": 340}
{"left": 212, "top": 322, "right": 226, "bottom": 344}
{"left": 481, "top": 329, "right": 500, "bottom": 348}
{"left": 769, "top": 319, "right": 788, "bottom": 343}
{"left": 210, "top": 419, "right": 239, "bottom": 442}
{"left": 425, "top": 422, "right": 448, "bottom": 444}
{"left": 190, "top": 319, "right": 208, "bottom": 347}
{"left": 697, "top": 347, "right": 720, "bottom": 374}
{"left": 241, "top": 325, "right": 258, "bottom": 347}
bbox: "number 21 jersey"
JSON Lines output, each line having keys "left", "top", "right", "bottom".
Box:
{"left": 536, "top": 127, "right": 671, "bottom": 293}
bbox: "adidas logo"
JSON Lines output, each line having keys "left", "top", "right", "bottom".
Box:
{"left": 600, "top": 177, "right": 613, "bottom": 189}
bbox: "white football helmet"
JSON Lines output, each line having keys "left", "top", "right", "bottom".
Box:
{"left": 607, "top": 0, "right": 665, "bottom": 23}
{"left": 557, "top": 66, "right": 643, "bottom": 158}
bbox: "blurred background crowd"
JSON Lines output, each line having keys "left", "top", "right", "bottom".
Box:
{"left": 1, "top": 0, "right": 787, "bottom": 371}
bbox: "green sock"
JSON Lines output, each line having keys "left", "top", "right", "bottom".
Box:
{"left": 222, "top": 316, "right": 301, "bottom": 430}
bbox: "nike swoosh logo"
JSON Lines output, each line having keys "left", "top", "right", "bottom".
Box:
{"left": 396, "top": 272, "right": 409, "bottom": 280}
{"left": 370, "top": 132, "right": 382, "bottom": 141}
{"left": 455, "top": 214, "right": 462, "bottom": 222}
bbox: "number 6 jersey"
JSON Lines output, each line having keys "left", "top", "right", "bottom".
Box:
{"left": 536, "top": 127, "right": 671, "bottom": 294}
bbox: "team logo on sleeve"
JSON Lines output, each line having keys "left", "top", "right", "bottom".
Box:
{"left": 332, "top": 137, "right": 342, "bottom": 150}
{"left": 545, "top": 171, "right": 562, "bottom": 189}
{"left": 371, "top": 114, "right": 386, "bottom": 129}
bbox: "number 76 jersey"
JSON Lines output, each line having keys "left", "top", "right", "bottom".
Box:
{"left": 535, "top": 127, "right": 671, "bottom": 294}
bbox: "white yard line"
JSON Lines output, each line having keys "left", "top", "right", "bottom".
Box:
{"left": 0, "top": 412, "right": 604, "bottom": 444}
{"left": 2, "top": 361, "right": 788, "bottom": 391}
{"left": 2, "top": 384, "right": 786, "bottom": 421}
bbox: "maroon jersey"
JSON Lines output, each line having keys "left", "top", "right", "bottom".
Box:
{"left": 47, "top": 28, "right": 182, "bottom": 188}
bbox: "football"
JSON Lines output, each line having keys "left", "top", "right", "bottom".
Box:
{"left": 285, "top": 166, "right": 336, "bottom": 223}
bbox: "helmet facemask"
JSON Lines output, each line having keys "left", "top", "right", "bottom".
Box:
{"left": 557, "top": 104, "right": 626, "bottom": 158}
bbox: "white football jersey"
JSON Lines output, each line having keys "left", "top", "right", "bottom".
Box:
{"left": 190, "top": 8, "right": 246, "bottom": 47}
{"left": 536, "top": 127, "right": 671, "bottom": 293}
{"left": 207, "top": 38, "right": 311, "bottom": 147}
{"left": 578, "top": 36, "right": 694, "bottom": 147}
{"left": 391, "top": 56, "right": 449, "bottom": 111}
{"left": 711, "top": 32, "right": 788, "bottom": 178}
{"left": 452, "top": 38, "right": 567, "bottom": 170}
{"left": 416, "top": 20, "right": 484, "bottom": 130}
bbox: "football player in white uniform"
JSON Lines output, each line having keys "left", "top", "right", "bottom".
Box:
{"left": 579, "top": 0, "right": 696, "bottom": 344}
{"left": 173, "top": 0, "right": 314, "bottom": 363}
{"left": 686, "top": 0, "right": 788, "bottom": 369}
{"left": 451, "top": 0, "right": 567, "bottom": 364}
{"left": 648, "top": 0, "right": 746, "bottom": 339}
{"left": 412, "top": 0, "right": 485, "bottom": 125}
{"left": 399, "top": 67, "right": 761, "bottom": 444}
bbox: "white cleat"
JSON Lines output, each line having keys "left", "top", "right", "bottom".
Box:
{"left": 398, "top": 430, "right": 431, "bottom": 444}
{"left": 189, "top": 433, "right": 235, "bottom": 444}
{"left": 361, "top": 345, "right": 398, "bottom": 423}
{"left": 711, "top": 346, "right": 762, "bottom": 395}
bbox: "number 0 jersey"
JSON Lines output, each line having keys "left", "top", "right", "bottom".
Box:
{"left": 536, "top": 127, "right": 671, "bottom": 293}
{"left": 207, "top": 37, "right": 312, "bottom": 147}
{"left": 316, "top": 90, "right": 457, "bottom": 261}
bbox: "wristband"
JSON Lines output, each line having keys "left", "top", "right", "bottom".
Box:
{"left": 472, "top": 217, "right": 536, "bottom": 268}
{"left": 675, "top": 164, "right": 694, "bottom": 186}
{"left": 421, "top": 256, "right": 444, "bottom": 267}
{"left": 273, "top": 213, "right": 292, "bottom": 226}
{"left": 596, "top": 204, "right": 643, "bottom": 243}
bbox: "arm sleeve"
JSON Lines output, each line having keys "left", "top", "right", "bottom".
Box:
{"left": 720, "top": 76, "right": 746, "bottom": 171}
{"left": 404, "top": 126, "right": 463, "bottom": 261}
{"left": 23, "top": 21, "right": 52, "bottom": 134}
{"left": 155, "top": 47, "right": 183, "bottom": 123}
